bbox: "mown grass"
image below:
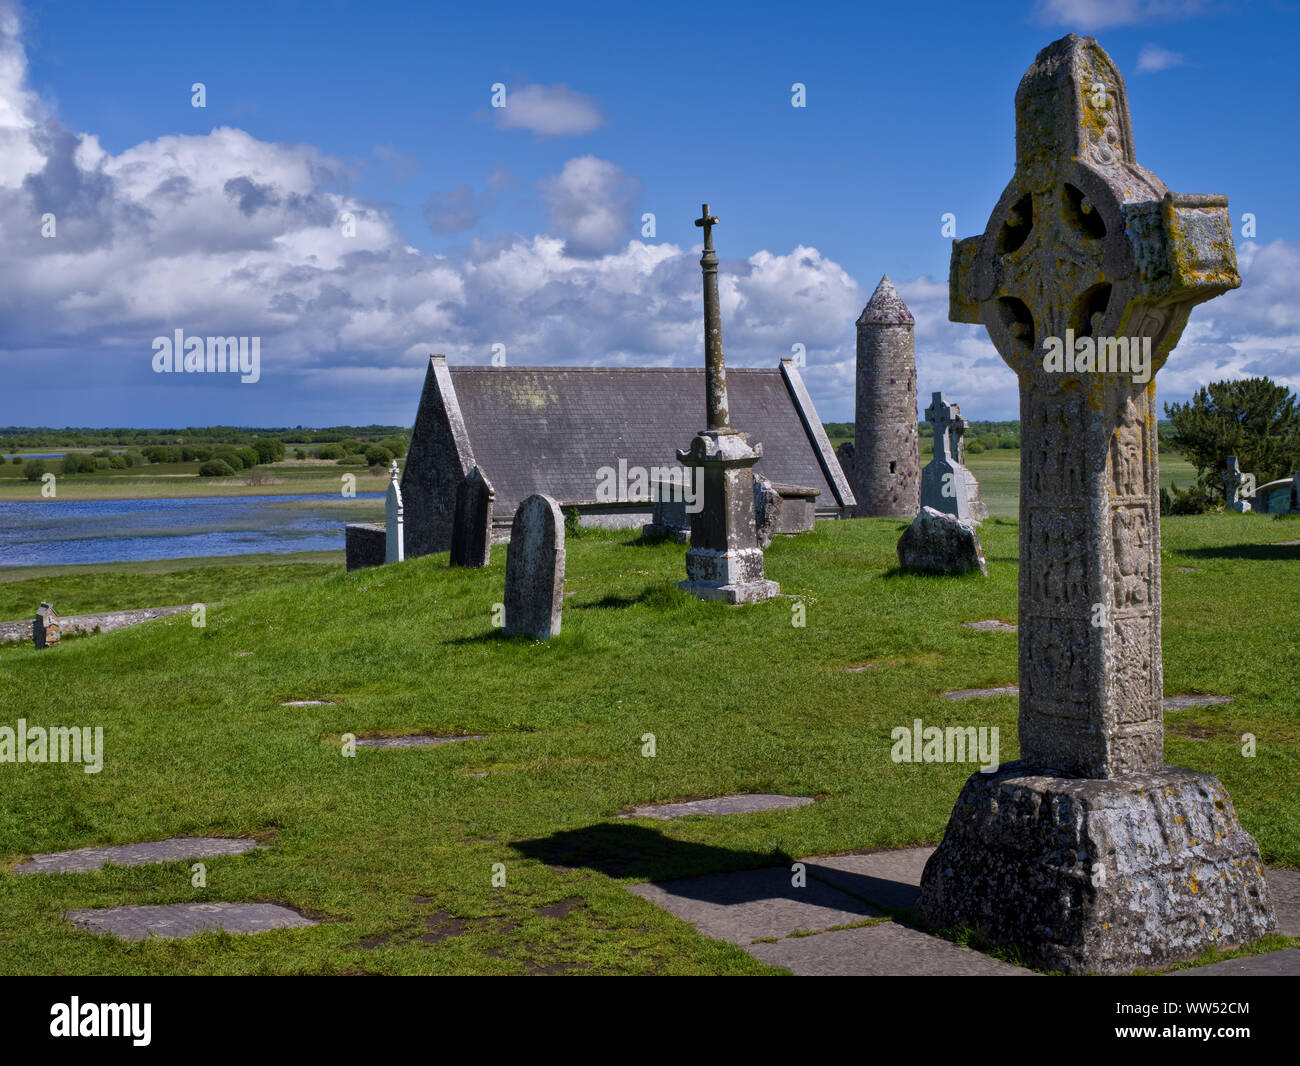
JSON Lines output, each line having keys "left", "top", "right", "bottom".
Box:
{"left": 0, "top": 513, "right": 1294, "bottom": 975}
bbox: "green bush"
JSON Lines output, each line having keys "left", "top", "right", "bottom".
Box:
{"left": 236, "top": 446, "right": 260, "bottom": 469}
{"left": 11, "top": 455, "right": 21, "bottom": 465}
{"left": 1160, "top": 480, "right": 1217, "bottom": 516}
{"left": 336, "top": 455, "right": 368, "bottom": 466}
{"left": 364, "top": 445, "right": 394, "bottom": 467}
{"left": 198, "top": 459, "right": 235, "bottom": 477}
{"left": 965, "top": 439, "right": 986, "bottom": 454}
{"left": 212, "top": 449, "right": 244, "bottom": 471}
{"left": 23, "top": 460, "right": 46, "bottom": 481}
{"left": 294, "top": 449, "right": 307, "bottom": 460}
{"left": 60, "top": 454, "right": 97, "bottom": 474}
{"left": 109, "top": 454, "right": 128, "bottom": 469}
{"left": 316, "top": 444, "right": 345, "bottom": 460}
{"left": 252, "top": 438, "right": 286, "bottom": 463}
{"left": 565, "top": 506, "right": 584, "bottom": 539}
{"left": 380, "top": 437, "right": 408, "bottom": 458}
{"left": 94, "top": 457, "right": 111, "bottom": 470}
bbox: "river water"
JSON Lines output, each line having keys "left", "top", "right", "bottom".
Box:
{"left": 0, "top": 494, "right": 384, "bottom": 568}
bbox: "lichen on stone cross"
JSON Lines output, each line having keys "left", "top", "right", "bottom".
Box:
{"left": 949, "top": 34, "right": 1240, "bottom": 778}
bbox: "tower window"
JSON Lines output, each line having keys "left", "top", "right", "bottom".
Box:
{"left": 889, "top": 461, "right": 897, "bottom": 473}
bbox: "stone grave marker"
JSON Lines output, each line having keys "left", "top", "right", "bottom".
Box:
{"left": 450, "top": 465, "right": 494, "bottom": 567}
{"left": 504, "top": 493, "right": 565, "bottom": 640}
{"left": 919, "top": 34, "right": 1276, "bottom": 974}
{"left": 920, "top": 393, "right": 984, "bottom": 519}
{"left": 34, "top": 602, "right": 59, "bottom": 649}
{"left": 385, "top": 460, "right": 404, "bottom": 563}
{"left": 897, "top": 505, "right": 988, "bottom": 576}
{"left": 1223, "top": 455, "right": 1254, "bottom": 512}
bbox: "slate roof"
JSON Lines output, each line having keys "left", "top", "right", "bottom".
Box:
{"left": 446, "top": 366, "right": 850, "bottom": 515}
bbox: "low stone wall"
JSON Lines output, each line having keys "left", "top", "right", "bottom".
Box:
{"left": 0, "top": 605, "right": 190, "bottom": 644}
{"left": 345, "top": 523, "right": 386, "bottom": 571}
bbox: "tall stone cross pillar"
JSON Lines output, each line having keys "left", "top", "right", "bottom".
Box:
{"left": 917, "top": 35, "right": 1275, "bottom": 974}
{"left": 676, "top": 204, "right": 779, "bottom": 604}
{"left": 921, "top": 392, "right": 975, "bottom": 521}
{"left": 385, "top": 460, "right": 404, "bottom": 564}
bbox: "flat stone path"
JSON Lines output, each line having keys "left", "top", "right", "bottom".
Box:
{"left": 1170, "top": 949, "right": 1300, "bottom": 976}
{"left": 941, "top": 685, "right": 1233, "bottom": 710}
{"left": 0, "top": 605, "right": 189, "bottom": 644}
{"left": 354, "top": 734, "right": 484, "bottom": 748}
{"left": 620, "top": 795, "right": 814, "bottom": 820}
{"left": 15, "top": 837, "right": 265, "bottom": 875}
{"left": 627, "top": 846, "right": 1300, "bottom": 975}
{"left": 65, "top": 903, "right": 315, "bottom": 941}
{"left": 962, "top": 620, "right": 1017, "bottom": 632}
{"left": 283, "top": 700, "right": 334, "bottom": 706}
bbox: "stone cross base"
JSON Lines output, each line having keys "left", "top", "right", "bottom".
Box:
{"left": 677, "top": 429, "right": 779, "bottom": 605}
{"left": 917, "top": 763, "right": 1276, "bottom": 974}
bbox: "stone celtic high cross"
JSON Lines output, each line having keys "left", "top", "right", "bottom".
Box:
{"left": 918, "top": 34, "right": 1275, "bottom": 974}
{"left": 949, "top": 34, "right": 1241, "bottom": 779}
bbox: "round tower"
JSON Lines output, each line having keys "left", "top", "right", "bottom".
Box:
{"left": 853, "top": 275, "right": 919, "bottom": 517}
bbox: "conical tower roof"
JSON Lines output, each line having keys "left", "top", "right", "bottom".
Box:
{"left": 857, "top": 275, "right": 914, "bottom": 326}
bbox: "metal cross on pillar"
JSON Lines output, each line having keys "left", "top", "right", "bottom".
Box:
{"left": 916, "top": 34, "right": 1275, "bottom": 974}
{"left": 675, "top": 203, "right": 778, "bottom": 605}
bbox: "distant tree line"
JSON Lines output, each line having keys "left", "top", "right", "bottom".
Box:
{"left": 0, "top": 425, "right": 411, "bottom": 449}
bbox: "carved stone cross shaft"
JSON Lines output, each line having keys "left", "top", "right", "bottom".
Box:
{"left": 695, "top": 204, "right": 730, "bottom": 432}
{"left": 949, "top": 34, "right": 1240, "bottom": 778}
{"left": 925, "top": 393, "right": 960, "bottom": 465}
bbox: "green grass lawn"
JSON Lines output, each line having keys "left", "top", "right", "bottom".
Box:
{"left": 0, "top": 513, "right": 1295, "bottom": 974}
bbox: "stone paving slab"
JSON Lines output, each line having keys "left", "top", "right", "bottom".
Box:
{"left": 940, "top": 685, "right": 1231, "bottom": 711}
{"left": 282, "top": 700, "right": 335, "bottom": 706}
{"left": 747, "top": 920, "right": 1035, "bottom": 976}
{"left": 15, "top": 837, "right": 266, "bottom": 875}
{"left": 619, "top": 795, "right": 814, "bottom": 820}
{"left": 65, "top": 902, "right": 316, "bottom": 941}
{"left": 805, "top": 847, "right": 935, "bottom": 913}
{"left": 962, "top": 619, "right": 1017, "bottom": 632}
{"left": 1264, "top": 867, "right": 1300, "bottom": 937}
{"left": 354, "top": 734, "right": 485, "bottom": 748}
{"left": 627, "top": 846, "right": 1296, "bottom": 975}
{"left": 627, "top": 867, "right": 883, "bottom": 944}
{"left": 942, "top": 686, "right": 1018, "bottom": 701}
{"left": 1169, "top": 948, "right": 1300, "bottom": 976}
{"left": 1163, "top": 695, "right": 1233, "bottom": 710}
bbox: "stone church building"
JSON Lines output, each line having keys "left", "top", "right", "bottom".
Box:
{"left": 393, "top": 353, "right": 855, "bottom": 557}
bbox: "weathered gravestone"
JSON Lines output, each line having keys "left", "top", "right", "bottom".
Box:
{"left": 1222, "top": 455, "right": 1254, "bottom": 513}
{"left": 918, "top": 34, "right": 1276, "bottom": 974}
{"left": 34, "top": 602, "right": 59, "bottom": 649}
{"left": 920, "top": 393, "right": 985, "bottom": 520}
{"left": 897, "top": 506, "right": 988, "bottom": 576}
{"left": 676, "top": 204, "right": 779, "bottom": 604}
{"left": 752, "top": 474, "right": 782, "bottom": 549}
{"left": 504, "top": 493, "right": 565, "bottom": 640}
{"left": 385, "top": 460, "right": 404, "bottom": 563}
{"left": 450, "top": 465, "right": 494, "bottom": 567}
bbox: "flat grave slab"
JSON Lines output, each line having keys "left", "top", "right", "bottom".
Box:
{"left": 962, "top": 619, "right": 1016, "bottom": 632}
{"left": 619, "top": 794, "right": 813, "bottom": 820}
{"left": 748, "top": 919, "right": 1034, "bottom": 976}
{"left": 942, "top": 685, "right": 1018, "bottom": 701}
{"left": 354, "top": 734, "right": 485, "bottom": 748}
{"left": 1162, "top": 695, "right": 1233, "bottom": 710}
{"left": 1169, "top": 948, "right": 1300, "bottom": 976}
{"left": 627, "top": 867, "right": 883, "bottom": 945}
{"left": 65, "top": 902, "right": 316, "bottom": 941}
{"left": 282, "top": 700, "right": 334, "bottom": 706}
{"left": 15, "top": 837, "right": 265, "bottom": 875}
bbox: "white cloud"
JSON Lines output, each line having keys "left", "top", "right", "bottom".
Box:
{"left": 490, "top": 83, "right": 605, "bottom": 137}
{"left": 1034, "top": 0, "right": 1209, "bottom": 30}
{"left": 1136, "top": 44, "right": 1187, "bottom": 71}
{"left": 539, "top": 156, "right": 642, "bottom": 257}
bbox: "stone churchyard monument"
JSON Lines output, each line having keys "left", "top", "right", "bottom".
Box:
{"left": 918, "top": 34, "right": 1276, "bottom": 973}
{"left": 920, "top": 392, "right": 987, "bottom": 521}
{"left": 450, "top": 465, "right": 494, "bottom": 568}
{"left": 1222, "top": 455, "right": 1254, "bottom": 512}
{"left": 675, "top": 204, "right": 779, "bottom": 605}
{"left": 384, "top": 461, "right": 404, "bottom": 564}
{"left": 503, "top": 493, "right": 565, "bottom": 640}
{"left": 837, "top": 276, "right": 921, "bottom": 518}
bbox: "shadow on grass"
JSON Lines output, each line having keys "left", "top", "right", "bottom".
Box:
{"left": 621, "top": 531, "right": 688, "bottom": 549}
{"left": 514, "top": 822, "right": 789, "bottom": 882}
{"left": 881, "top": 566, "right": 990, "bottom": 580}
{"left": 1175, "top": 543, "right": 1300, "bottom": 562}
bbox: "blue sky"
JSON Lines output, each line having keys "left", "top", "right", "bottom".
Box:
{"left": 2, "top": 0, "right": 1297, "bottom": 427}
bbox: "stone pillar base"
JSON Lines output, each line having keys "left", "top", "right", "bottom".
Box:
{"left": 677, "top": 577, "right": 780, "bottom": 605}
{"left": 916, "top": 761, "right": 1276, "bottom": 974}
